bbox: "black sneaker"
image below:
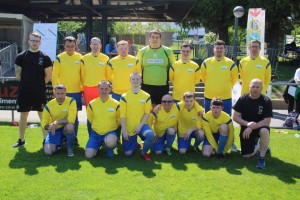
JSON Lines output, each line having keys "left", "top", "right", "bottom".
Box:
{"left": 74, "top": 137, "right": 79, "bottom": 146}
{"left": 216, "top": 153, "right": 226, "bottom": 161}
{"left": 12, "top": 139, "right": 25, "bottom": 148}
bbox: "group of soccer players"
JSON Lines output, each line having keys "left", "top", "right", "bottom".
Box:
{"left": 14, "top": 29, "right": 272, "bottom": 169}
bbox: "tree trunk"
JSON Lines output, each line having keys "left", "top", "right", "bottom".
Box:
{"left": 217, "top": 26, "right": 229, "bottom": 45}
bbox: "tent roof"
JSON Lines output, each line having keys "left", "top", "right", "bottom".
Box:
{"left": 0, "top": 0, "right": 196, "bottom": 22}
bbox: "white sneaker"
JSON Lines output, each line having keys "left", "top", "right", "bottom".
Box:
{"left": 230, "top": 143, "right": 241, "bottom": 152}
{"left": 67, "top": 148, "right": 74, "bottom": 157}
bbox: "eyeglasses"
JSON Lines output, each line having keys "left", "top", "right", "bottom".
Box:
{"left": 161, "top": 100, "right": 173, "bottom": 103}
{"left": 30, "top": 40, "right": 40, "bottom": 43}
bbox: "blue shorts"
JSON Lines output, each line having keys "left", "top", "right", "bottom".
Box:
{"left": 203, "top": 133, "right": 220, "bottom": 146}
{"left": 111, "top": 92, "right": 122, "bottom": 102}
{"left": 67, "top": 92, "right": 82, "bottom": 111}
{"left": 178, "top": 132, "right": 197, "bottom": 149}
{"left": 122, "top": 124, "right": 152, "bottom": 152}
{"left": 45, "top": 127, "right": 64, "bottom": 145}
{"left": 204, "top": 98, "right": 232, "bottom": 116}
{"left": 86, "top": 129, "right": 117, "bottom": 150}
{"left": 152, "top": 134, "right": 167, "bottom": 152}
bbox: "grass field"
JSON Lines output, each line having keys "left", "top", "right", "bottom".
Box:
{"left": 1, "top": 124, "right": 300, "bottom": 199}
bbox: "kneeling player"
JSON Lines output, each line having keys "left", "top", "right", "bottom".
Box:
{"left": 42, "top": 84, "right": 77, "bottom": 157}
{"left": 202, "top": 97, "right": 234, "bottom": 160}
{"left": 85, "top": 81, "right": 119, "bottom": 158}
{"left": 177, "top": 92, "right": 205, "bottom": 154}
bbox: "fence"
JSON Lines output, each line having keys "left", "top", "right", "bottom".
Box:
{"left": 0, "top": 43, "right": 18, "bottom": 78}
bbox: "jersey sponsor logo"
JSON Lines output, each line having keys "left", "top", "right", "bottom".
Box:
{"left": 62, "top": 109, "right": 68, "bottom": 113}
{"left": 139, "top": 99, "right": 145, "bottom": 104}
{"left": 187, "top": 68, "right": 193, "bottom": 73}
{"left": 108, "top": 108, "right": 114, "bottom": 112}
{"left": 38, "top": 57, "right": 44, "bottom": 66}
{"left": 75, "top": 61, "right": 80, "bottom": 64}
{"left": 192, "top": 116, "right": 197, "bottom": 121}
{"left": 127, "top": 63, "right": 134, "bottom": 67}
{"left": 256, "top": 65, "right": 262, "bottom": 69}
{"left": 170, "top": 114, "right": 176, "bottom": 118}
{"left": 221, "top": 66, "right": 227, "bottom": 70}
{"left": 99, "top": 62, "right": 105, "bottom": 66}
{"left": 147, "top": 59, "right": 164, "bottom": 64}
{"left": 258, "top": 106, "right": 263, "bottom": 114}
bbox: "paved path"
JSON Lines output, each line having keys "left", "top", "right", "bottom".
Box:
{"left": 0, "top": 108, "right": 288, "bottom": 128}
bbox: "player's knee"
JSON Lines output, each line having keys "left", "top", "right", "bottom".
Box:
{"left": 125, "top": 151, "right": 134, "bottom": 157}
{"left": 166, "top": 127, "right": 176, "bottom": 135}
{"left": 196, "top": 129, "right": 205, "bottom": 139}
{"left": 85, "top": 150, "right": 94, "bottom": 159}
{"left": 179, "top": 148, "right": 187, "bottom": 154}
{"left": 44, "top": 146, "right": 53, "bottom": 156}
{"left": 259, "top": 128, "right": 270, "bottom": 138}
{"left": 105, "top": 135, "right": 117, "bottom": 149}
{"left": 65, "top": 124, "right": 74, "bottom": 134}
{"left": 219, "top": 124, "right": 229, "bottom": 135}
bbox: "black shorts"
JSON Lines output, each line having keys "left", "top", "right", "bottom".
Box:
{"left": 17, "top": 93, "right": 46, "bottom": 112}
{"left": 141, "top": 84, "right": 169, "bottom": 105}
{"left": 240, "top": 126, "right": 270, "bottom": 155}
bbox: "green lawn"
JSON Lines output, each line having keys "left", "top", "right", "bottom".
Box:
{"left": 1, "top": 125, "right": 300, "bottom": 199}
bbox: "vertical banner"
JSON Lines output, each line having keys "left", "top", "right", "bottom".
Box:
{"left": 33, "top": 23, "right": 58, "bottom": 61}
{"left": 246, "top": 8, "right": 265, "bottom": 56}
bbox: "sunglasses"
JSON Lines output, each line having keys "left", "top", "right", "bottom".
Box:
{"left": 161, "top": 100, "right": 173, "bottom": 103}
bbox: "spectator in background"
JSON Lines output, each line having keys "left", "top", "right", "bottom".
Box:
{"left": 105, "top": 39, "right": 117, "bottom": 58}
{"left": 128, "top": 40, "right": 137, "bottom": 56}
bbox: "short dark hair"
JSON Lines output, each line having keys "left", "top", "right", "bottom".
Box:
{"left": 63, "top": 36, "right": 76, "bottom": 45}
{"left": 98, "top": 80, "right": 112, "bottom": 88}
{"left": 211, "top": 97, "right": 223, "bottom": 106}
{"left": 181, "top": 42, "right": 193, "bottom": 50}
{"left": 214, "top": 40, "right": 226, "bottom": 47}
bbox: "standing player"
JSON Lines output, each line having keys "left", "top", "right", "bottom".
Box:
{"left": 147, "top": 94, "right": 179, "bottom": 155}
{"left": 13, "top": 32, "right": 52, "bottom": 147}
{"left": 81, "top": 37, "right": 109, "bottom": 107}
{"left": 233, "top": 79, "right": 272, "bottom": 169}
{"left": 120, "top": 72, "right": 154, "bottom": 160}
{"left": 107, "top": 40, "right": 141, "bottom": 101}
{"left": 202, "top": 97, "right": 234, "bottom": 160}
{"left": 200, "top": 40, "right": 238, "bottom": 115}
{"left": 42, "top": 84, "right": 77, "bottom": 157}
{"left": 137, "top": 28, "right": 176, "bottom": 106}
{"left": 239, "top": 39, "right": 271, "bottom": 95}
{"left": 177, "top": 92, "right": 205, "bottom": 154}
{"left": 169, "top": 43, "right": 201, "bottom": 102}
{"left": 85, "top": 81, "right": 119, "bottom": 158}
{"left": 52, "top": 36, "right": 83, "bottom": 144}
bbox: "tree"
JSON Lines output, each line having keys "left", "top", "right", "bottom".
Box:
{"left": 183, "top": 0, "right": 243, "bottom": 44}
{"left": 58, "top": 21, "right": 86, "bottom": 35}
{"left": 184, "top": 0, "right": 297, "bottom": 48}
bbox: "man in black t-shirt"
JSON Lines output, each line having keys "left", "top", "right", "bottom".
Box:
{"left": 13, "top": 32, "right": 52, "bottom": 148}
{"left": 233, "top": 79, "right": 273, "bottom": 169}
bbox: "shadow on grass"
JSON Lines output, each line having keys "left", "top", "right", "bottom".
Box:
{"left": 86, "top": 144, "right": 162, "bottom": 178}
{"left": 9, "top": 145, "right": 86, "bottom": 175}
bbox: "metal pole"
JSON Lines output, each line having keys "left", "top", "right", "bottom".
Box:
{"left": 233, "top": 17, "right": 239, "bottom": 63}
